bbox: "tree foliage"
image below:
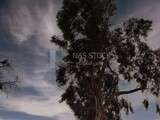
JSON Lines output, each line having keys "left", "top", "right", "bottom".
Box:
{"left": 0, "top": 59, "right": 19, "bottom": 97}
{"left": 51, "top": 0, "right": 160, "bottom": 120}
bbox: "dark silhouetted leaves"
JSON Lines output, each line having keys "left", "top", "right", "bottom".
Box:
{"left": 142, "top": 99, "right": 149, "bottom": 110}
{"left": 51, "top": 0, "right": 160, "bottom": 120}
{"left": 156, "top": 104, "right": 160, "bottom": 115}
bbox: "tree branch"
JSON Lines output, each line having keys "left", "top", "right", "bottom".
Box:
{"left": 98, "top": 58, "right": 108, "bottom": 81}
{"left": 115, "top": 87, "right": 147, "bottom": 96}
{"left": 104, "top": 87, "right": 147, "bottom": 109}
{"left": 106, "top": 61, "right": 118, "bottom": 77}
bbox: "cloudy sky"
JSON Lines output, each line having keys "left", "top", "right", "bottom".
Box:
{"left": 0, "top": 0, "right": 160, "bottom": 120}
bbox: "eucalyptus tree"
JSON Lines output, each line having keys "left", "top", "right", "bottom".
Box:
{"left": 51, "top": 0, "right": 160, "bottom": 119}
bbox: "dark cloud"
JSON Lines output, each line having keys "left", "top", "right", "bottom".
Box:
{"left": 15, "top": 86, "right": 43, "bottom": 97}
{"left": 0, "top": 109, "right": 55, "bottom": 120}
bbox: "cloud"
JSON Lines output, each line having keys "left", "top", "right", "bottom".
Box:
{"left": 154, "top": 118, "right": 160, "bottom": 120}
{"left": 0, "top": 0, "right": 74, "bottom": 119}
{"left": 0, "top": 0, "right": 159, "bottom": 120}
{"left": 53, "top": 112, "right": 75, "bottom": 120}
{"left": 4, "top": 0, "right": 61, "bottom": 49}
{"left": 0, "top": 73, "right": 73, "bottom": 118}
{"left": 0, "top": 109, "right": 55, "bottom": 120}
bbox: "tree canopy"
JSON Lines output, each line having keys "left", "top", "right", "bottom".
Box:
{"left": 51, "top": 0, "right": 160, "bottom": 120}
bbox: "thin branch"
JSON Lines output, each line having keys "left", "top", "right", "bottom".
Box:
{"left": 98, "top": 58, "right": 108, "bottom": 81}
{"left": 104, "top": 87, "right": 147, "bottom": 109}
{"left": 106, "top": 61, "right": 118, "bottom": 77}
{"left": 115, "top": 87, "right": 147, "bottom": 96}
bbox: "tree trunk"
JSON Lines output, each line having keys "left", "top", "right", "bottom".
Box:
{"left": 94, "top": 94, "right": 107, "bottom": 120}
{"left": 95, "top": 109, "right": 107, "bottom": 120}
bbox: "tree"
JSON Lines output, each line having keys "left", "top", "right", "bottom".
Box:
{"left": 0, "top": 59, "right": 19, "bottom": 97}
{"left": 51, "top": 0, "right": 160, "bottom": 120}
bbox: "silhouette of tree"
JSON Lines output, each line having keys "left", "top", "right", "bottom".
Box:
{"left": 0, "top": 59, "right": 19, "bottom": 97}
{"left": 51, "top": 0, "right": 160, "bottom": 119}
